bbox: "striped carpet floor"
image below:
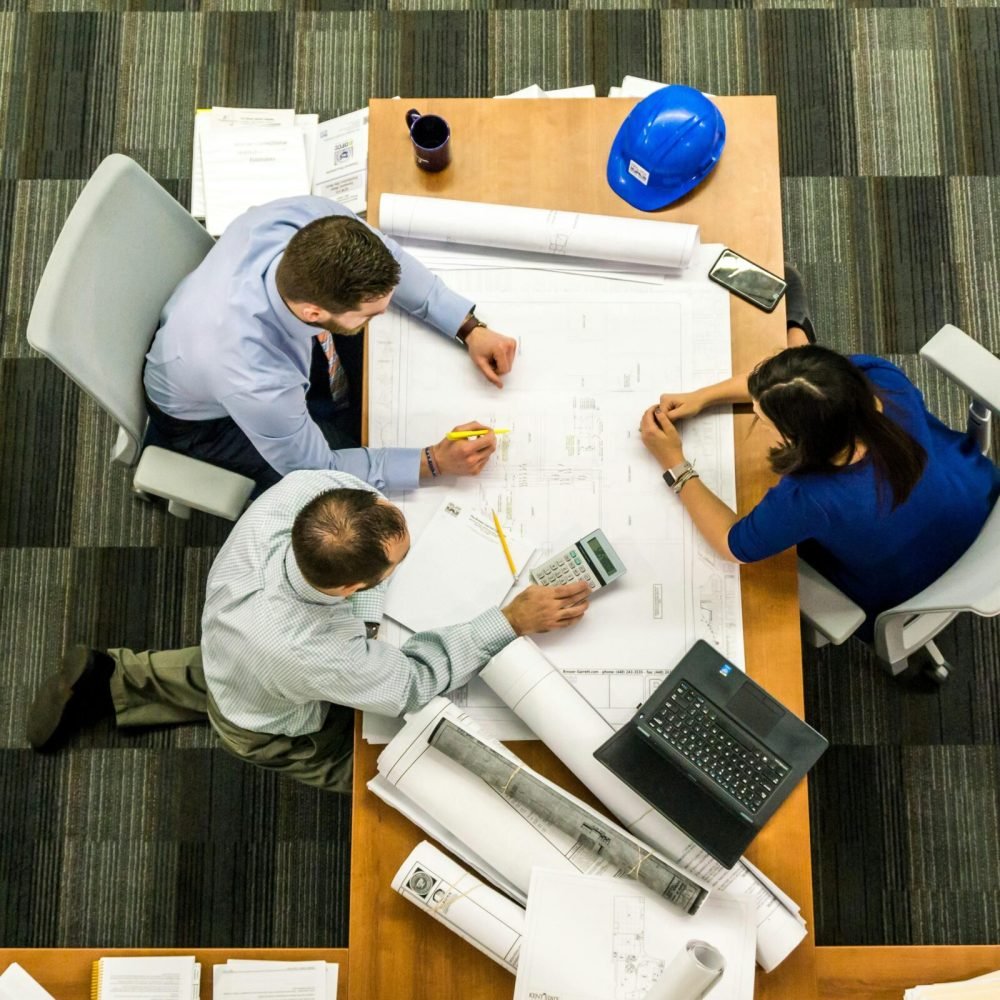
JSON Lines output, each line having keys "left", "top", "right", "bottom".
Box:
{"left": 1, "top": 1, "right": 999, "bottom": 948}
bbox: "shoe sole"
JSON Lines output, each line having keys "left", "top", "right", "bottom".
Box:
{"left": 26, "top": 646, "right": 96, "bottom": 751}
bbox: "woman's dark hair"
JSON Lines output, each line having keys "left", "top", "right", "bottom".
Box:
{"left": 292, "top": 488, "right": 407, "bottom": 589}
{"left": 747, "top": 346, "right": 927, "bottom": 509}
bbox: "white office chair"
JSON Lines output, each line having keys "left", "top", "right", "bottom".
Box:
{"left": 26, "top": 154, "right": 254, "bottom": 520}
{"left": 799, "top": 325, "right": 1000, "bottom": 681}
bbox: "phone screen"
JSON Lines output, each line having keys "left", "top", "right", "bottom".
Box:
{"left": 709, "top": 250, "right": 786, "bottom": 311}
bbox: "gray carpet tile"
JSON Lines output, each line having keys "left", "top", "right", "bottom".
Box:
{"left": 1, "top": 0, "right": 998, "bottom": 951}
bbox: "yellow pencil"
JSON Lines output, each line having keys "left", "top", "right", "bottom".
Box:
{"left": 491, "top": 510, "right": 518, "bottom": 578}
{"left": 446, "top": 428, "right": 511, "bottom": 440}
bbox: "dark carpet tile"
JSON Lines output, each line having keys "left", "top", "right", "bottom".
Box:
{"left": 18, "top": 13, "right": 122, "bottom": 180}
{"left": 197, "top": 12, "right": 297, "bottom": 109}
{"left": 0, "top": 360, "right": 78, "bottom": 548}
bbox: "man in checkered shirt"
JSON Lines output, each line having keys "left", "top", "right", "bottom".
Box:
{"left": 28, "top": 471, "right": 590, "bottom": 793}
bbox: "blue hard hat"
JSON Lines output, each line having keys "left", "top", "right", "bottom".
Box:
{"left": 607, "top": 85, "right": 726, "bottom": 212}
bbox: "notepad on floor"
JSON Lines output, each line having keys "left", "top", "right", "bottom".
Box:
{"left": 90, "top": 956, "right": 199, "bottom": 1000}
{"left": 385, "top": 498, "right": 534, "bottom": 634}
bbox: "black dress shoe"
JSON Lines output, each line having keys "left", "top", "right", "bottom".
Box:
{"left": 784, "top": 265, "right": 817, "bottom": 344}
{"left": 27, "top": 645, "right": 116, "bottom": 752}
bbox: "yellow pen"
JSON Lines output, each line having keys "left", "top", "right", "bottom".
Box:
{"left": 446, "top": 428, "right": 511, "bottom": 440}
{"left": 491, "top": 510, "right": 518, "bottom": 578}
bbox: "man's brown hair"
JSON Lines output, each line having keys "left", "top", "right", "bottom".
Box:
{"left": 276, "top": 216, "right": 401, "bottom": 314}
{"left": 291, "top": 488, "right": 407, "bottom": 590}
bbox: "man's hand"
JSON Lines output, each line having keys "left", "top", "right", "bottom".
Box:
{"left": 423, "top": 422, "right": 497, "bottom": 478}
{"left": 465, "top": 326, "right": 517, "bottom": 388}
{"left": 657, "top": 389, "right": 706, "bottom": 421}
{"left": 502, "top": 582, "right": 590, "bottom": 636}
{"left": 640, "top": 404, "right": 686, "bottom": 471}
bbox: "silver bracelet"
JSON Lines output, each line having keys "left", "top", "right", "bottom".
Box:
{"left": 671, "top": 468, "right": 700, "bottom": 494}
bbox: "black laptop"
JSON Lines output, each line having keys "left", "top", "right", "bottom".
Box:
{"left": 594, "top": 640, "right": 828, "bottom": 868}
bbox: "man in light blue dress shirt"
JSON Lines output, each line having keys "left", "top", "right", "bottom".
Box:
{"left": 27, "top": 471, "right": 590, "bottom": 794}
{"left": 144, "top": 196, "right": 518, "bottom": 491}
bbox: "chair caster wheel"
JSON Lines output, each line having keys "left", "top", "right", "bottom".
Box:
{"left": 923, "top": 661, "right": 950, "bottom": 685}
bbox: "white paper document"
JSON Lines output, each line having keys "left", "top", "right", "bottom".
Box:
{"left": 385, "top": 498, "right": 533, "bottom": 633}
{"left": 392, "top": 840, "right": 526, "bottom": 973}
{"left": 312, "top": 107, "right": 369, "bottom": 214}
{"left": 201, "top": 125, "right": 310, "bottom": 236}
{"left": 0, "top": 964, "right": 55, "bottom": 1000}
{"left": 190, "top": 106, "right": 297, "bottom": 219}
{"left": 214, "top": 961, "right": 331, "bottom": 1000}
{"left": 379, "top": 193, "right": 700, "bottom": 270}
{"left": 905, "top": 970, "right": 1000, "bottom": 1000}
{"left": 514, "top": 869, "right": 756, "bottom": 1000}
{"left": 91, "top": 956, "right": 199, "bottom": 1000}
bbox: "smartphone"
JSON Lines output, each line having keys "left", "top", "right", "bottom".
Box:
{"left": 708, "top": 248, "right": 787, "bottom": 313}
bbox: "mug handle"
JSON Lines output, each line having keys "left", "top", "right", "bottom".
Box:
{"left": 405, "top": 108, "right": 421, "bottom": 130}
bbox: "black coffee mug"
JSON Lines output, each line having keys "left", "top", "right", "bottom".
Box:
{"left": 406, "top": 108, "right": 451, "bottom": 172}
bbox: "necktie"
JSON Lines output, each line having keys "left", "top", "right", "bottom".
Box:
{"left": 314, "top": 331, "right": 350, "bottom": 406}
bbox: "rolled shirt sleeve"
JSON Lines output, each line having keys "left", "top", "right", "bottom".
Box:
{"left": 378, "top": 229, "right": 474, "bottom": 337}
{"left": 292, "top": 607, "right": 517, "bottom": 718}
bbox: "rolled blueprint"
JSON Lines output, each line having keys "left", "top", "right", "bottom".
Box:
{"left": 379, "top": 193, "right": 701, "bottom": 269}
{"left": 480, "top": 638, "right": 808, "bottom": 972}
{"left": 428, "top": 718, "right": 708, "bottom": 914}
{"left": 644, "top": 940, "right": 726, "bottom": 1000}
{"left": 374, "top": 699, "right": 708, "bottom": 916}
{"left": 392, "top": 841, "right": 525, "bottom": 974}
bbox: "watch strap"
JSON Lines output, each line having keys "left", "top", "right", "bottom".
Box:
{"left": 456, "top": 313, "right": 486, "bottom": 344}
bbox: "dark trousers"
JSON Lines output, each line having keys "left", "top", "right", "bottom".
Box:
{"left": 144, "top": 332, "right": 365, "bottom": 492}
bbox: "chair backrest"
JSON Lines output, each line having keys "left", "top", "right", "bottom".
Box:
{"left": 878, "top": 498, "right": 1000, "bottom": 623}
{"left": 26, "top": 154, "right": 214, "bottom": 460}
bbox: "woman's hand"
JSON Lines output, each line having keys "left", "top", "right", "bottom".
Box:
{"left": 640, "top": 405, "right": 686, "bottom": 471}
{"left": 657, "top": 389, "right": 705, "bottom": 421}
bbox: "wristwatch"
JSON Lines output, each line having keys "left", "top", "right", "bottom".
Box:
{"left": 456, "top": 312, "right": 486, "bottom": 345}
{"left": 662, "top": 459, "right": 699, "bottom": 494}
{"left": 364, "top": 621, "right": 380, "bottom": 640}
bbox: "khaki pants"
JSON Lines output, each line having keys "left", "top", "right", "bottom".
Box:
{"left": 108, "top": 646, "right": 354, "bottom": 794}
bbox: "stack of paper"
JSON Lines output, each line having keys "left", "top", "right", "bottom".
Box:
{"left": 905, "top": 969, "right": 1000, "bottom": 999}
{"left": 0, "top": 964, "right": 55, "bottom": 1000}
{"left": 91, "top": 957, "right": 200, "bottom": 1000}
{"left": 214, "top": 960, "right": 339, "bottom": 999}
{"left": 191, "top": 105, "right": 369, "bottom": 235}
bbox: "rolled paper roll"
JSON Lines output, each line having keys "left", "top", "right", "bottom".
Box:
{"left": 643, "top": 940, "right": 726, "bottom": 1000}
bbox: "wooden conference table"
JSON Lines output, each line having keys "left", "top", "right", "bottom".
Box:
{"left": 350, "top": 96, "right": 812, "bottom": 999}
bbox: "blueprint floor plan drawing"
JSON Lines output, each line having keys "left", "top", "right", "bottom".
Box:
{"left": 367, "top": 227, "right": 745, "bottom": 739}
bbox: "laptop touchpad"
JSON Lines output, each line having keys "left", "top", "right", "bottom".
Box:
{"left": 728, "top": 685, "right": 783, "bottom": 737}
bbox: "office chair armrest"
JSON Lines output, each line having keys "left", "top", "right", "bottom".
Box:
{"left": 134, "top": 446, "right": 255, "bottom": 521}
{"left": 919, "top": 325, "right": 1000, "bottom": 414}
{"left": 797, "top": 557, "right": 866, "bottom": 645}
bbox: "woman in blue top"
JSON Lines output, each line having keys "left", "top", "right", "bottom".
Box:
{"left": 639, "top": 344, "right": 1000, "bottom": 643}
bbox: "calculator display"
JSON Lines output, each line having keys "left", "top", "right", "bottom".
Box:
{"left": 586, "top": 537, "right": 617, "bottom": 576}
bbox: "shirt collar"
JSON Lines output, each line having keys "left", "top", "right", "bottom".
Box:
{"left": 284, "top": 545, "right": 344, "bottom": 605}
{"left": 264, "top": 254, "right": 322, "bottom": 343}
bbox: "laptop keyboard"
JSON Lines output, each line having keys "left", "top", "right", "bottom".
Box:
{"left": 645, "top": 680, "right": 790, "bottom": 813}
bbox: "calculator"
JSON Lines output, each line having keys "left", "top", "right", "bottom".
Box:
{"left": 529, "top": 529, "right": 627, "bottom": 591}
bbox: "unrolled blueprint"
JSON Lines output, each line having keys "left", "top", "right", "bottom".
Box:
{"left": 513, "top": 869, "right": 756, "bottom": 1000}
{"left": 366, "top": 220, "right": 744, "bottom": 741}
